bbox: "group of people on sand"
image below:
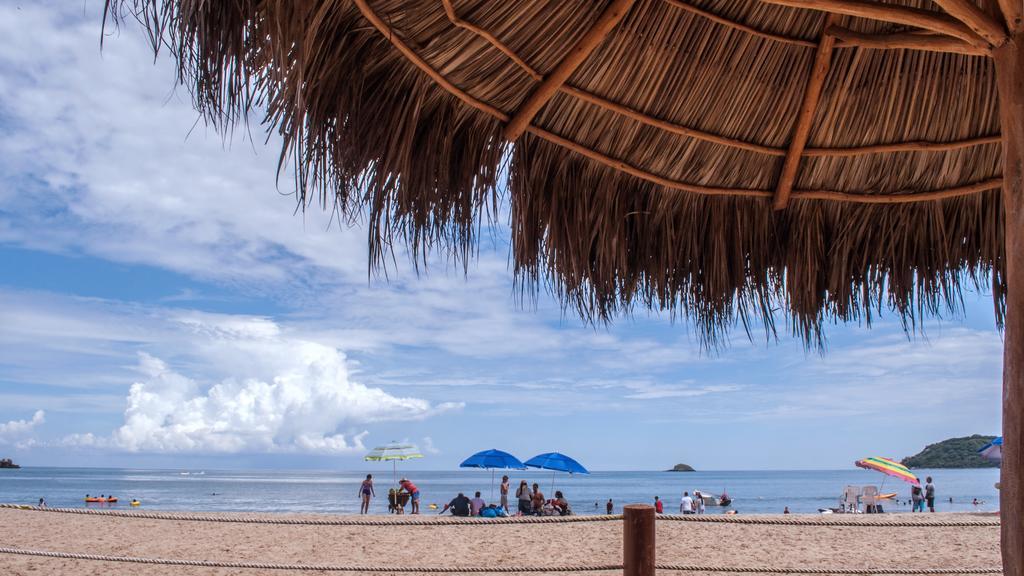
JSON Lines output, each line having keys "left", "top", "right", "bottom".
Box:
{"left": 431, "top": 476, "right": 573, "bottom": 517}
{"left": 440, "top": 491, "right": 510, "bottom": 517}
{"left": 358, "top": 474, "right": 421, "bottom": 515}
{"left": 357, "top": 474, "right": 573, "bottom": 516}
{"left": 513, "top": 477, "right": 573, "bottom": 516}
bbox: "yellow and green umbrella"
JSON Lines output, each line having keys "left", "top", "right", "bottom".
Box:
{"left": 855, "top": 456, "right": 920, "bottom": 486}
{"left": 365, "top": 442, "right": 423, "bottom": 487}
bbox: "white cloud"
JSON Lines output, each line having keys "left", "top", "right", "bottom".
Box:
{"left": 99, "top": 315, "right": 462, "bottom": 454}
{"left": 421, "top": 436, "right": 440, "bottom": 455}
{"left": 0, "top": 410, "right": 45, "bottom": 442}
{"left": 0, "top": 2, "right": 366, "bottom": 289}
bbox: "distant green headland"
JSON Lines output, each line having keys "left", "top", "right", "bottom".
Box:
{"left": 666, "top": 463, "right": 695, "bottom": 472}
{"left": 901, "top": 435, "right": 999, "bottom": 469}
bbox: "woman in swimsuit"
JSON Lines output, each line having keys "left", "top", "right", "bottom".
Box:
{"left": 359, "top": 474, "right": 375, "bottom": 514}
{"left": 516, "top": 480, "right": 531, "bottom": 515}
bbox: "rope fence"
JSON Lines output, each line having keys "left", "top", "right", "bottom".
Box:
{"left": 0, "top": 547, "right": 1003, "bottom": 574}
{"left": 0, "top": 504, "right": 1000, "bottom": 527}
{"left": 0, "top": 505, "right": 1003, "bottom": 575}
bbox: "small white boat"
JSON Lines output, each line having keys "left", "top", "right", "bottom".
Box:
{"left": 694, "top": 491, "right": 731, "bottom": 507}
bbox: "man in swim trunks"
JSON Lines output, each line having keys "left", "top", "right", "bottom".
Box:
{"left": 925, "top": 477, "right": 935, "bottom": 513}
{"left": 500, "top": 475, "right": 510, "bottom": 512}
{"left": 400, "top": 478, "right": 421, "bottom": 514}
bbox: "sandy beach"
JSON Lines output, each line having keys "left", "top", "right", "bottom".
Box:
{"left": 0, "top": 508, "right": 1000, "bottom": 576}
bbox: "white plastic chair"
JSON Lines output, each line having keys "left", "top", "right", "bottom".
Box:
{"left": 862, "top": 486, "right": 879, "bottom": 513}
{"left": 842, "top": 486, "right": 861, "bottom": 513}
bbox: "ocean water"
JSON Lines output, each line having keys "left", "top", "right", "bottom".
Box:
{"left": 0, "top": 467, "right": 1001, "bottom": 515}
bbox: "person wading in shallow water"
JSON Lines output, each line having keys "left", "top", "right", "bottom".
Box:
{"left": 925, "top": 477, "right": 936, "bottom": 513}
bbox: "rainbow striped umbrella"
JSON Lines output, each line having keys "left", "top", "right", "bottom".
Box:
{"left": 855, "top": 457, "right": 920, "bottom": 486}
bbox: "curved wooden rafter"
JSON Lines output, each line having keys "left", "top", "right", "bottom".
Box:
{"left": 503, "top": 0, "right": 635, "bottom": 141}
{"left": 825, "top": 25, "right": 988, "bottom": 56}
{"left": 441, "top": 0, "right": 997, "bottom": 159}
{"left": 663, "top": 0, "right": 818, "bottom": 47}
{"left": 353, "top": 0, "right": 1002, "bottom": 204}
{"left": 757, "top": 0, "right": 989, "bottom": 47}
{"left": 774, "top": 14, "right": 839, "bottom": 210}
{"left": 928, "top": 0, "right": 1007, "bottom": 47}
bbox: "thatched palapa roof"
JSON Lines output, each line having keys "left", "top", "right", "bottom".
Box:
{"left": 103, "top": 0, "right": 1009, "bottom": 346}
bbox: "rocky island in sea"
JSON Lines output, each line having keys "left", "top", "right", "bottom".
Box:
{"left": 666, "top": 463, "right": 695, "bottom": 472}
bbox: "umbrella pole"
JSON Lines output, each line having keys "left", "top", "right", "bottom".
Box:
{"left": 491, "top": 469, "right": 495, "bottom": 502}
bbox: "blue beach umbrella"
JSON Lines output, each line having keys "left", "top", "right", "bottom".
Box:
{"left": 460, "top": 449, "right": 526, "bottom": 500}
{"left": 524, "top": 452, "right": 589, "bottom": 494}
{"left": 979, "top": 437, "right": 1003, "bottom": 462}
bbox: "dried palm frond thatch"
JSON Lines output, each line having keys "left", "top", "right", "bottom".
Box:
{"left": 101, "top": 0, "right": 1008, "bottom": 349}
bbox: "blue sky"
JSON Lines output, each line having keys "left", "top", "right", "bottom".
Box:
{"left": 0, "top": 2, "right": 1004, "bottom": 471}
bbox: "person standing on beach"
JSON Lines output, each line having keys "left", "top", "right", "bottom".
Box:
{"left": 694, "top": 491, "right": 705, "bottom": 515}
{"left": 399, "top": 478, "right": 421, "bottom": 514}
{"left": 911, "top": 484, "right": 924, "bottom": 512}
{"left": 654, "top": 496, "right": 663, "bottom": 514}
{"left": 358, "top": 474, "right": 375, "bottom": 514}
{"left": 606, "top": 499, "right": 613, "bottom": 514}
{"left": 680, "top": 491, "right": 694, "bottom": 514}
{"left": 925, "top": 477, "right": 935, "bottom": 512}
{"left": 500, "top": 475, "right": 510, "bottom": 512}
{"left": 516, "top": 480, "right": 532, "bottom": 516}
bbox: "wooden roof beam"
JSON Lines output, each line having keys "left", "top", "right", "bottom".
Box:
{"left": 827, "top": 25, "right": 990, "bottom": 55}
{"left": 758, "top": 0, "right": 988, "bottom": 47}
{"left": 930, "top": 0, "right": 1007, "bottom": 46}
{"left": 502, "top": 0, "right": 635, "bottom": 141}
{"left": 664, "top": 0, "right": 818, "bottom": 47}
{"left": 997, "top": 0, "right": 1023, "bottom": 34}
{"left": 773, "top": 15, "right": 838, "bottom": 210}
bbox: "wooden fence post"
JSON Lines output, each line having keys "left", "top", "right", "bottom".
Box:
{"left": 623, "top": 504, "right": 655, "bottom": 576}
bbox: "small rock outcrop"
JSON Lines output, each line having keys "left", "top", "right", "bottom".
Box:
{"left": 666, "top": 463, "right": 695, "bottom": 472}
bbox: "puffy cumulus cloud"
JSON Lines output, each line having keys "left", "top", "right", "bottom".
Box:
{"left": 92, "top": 316, "right": 463, "bottom": 454}
{"left": 421, "top": 436, "right": 440, "bottom": 455}
{"left": 0, "top": 410, "right": 45, "bottom": 442}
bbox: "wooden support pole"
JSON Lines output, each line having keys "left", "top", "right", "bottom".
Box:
{"left": 930, "top": 0, "right": 1007, "bottom": 46}
{"left": 994, "top": 31, "right": 1024, "bottom": 576}
{"left": 503, "top": 0, "right": 635, "bottom": 141}
{"left": 827, "top": 25, "right": 990, "bottom": 55}
{"left": 758, "top": 0, "right": 987, "bottom": 47}
{"left": 623, "top": 504, "right": 655, "bottom": 576}
{"left": 774, "top": 15, "right": 837, "bottom": 210}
